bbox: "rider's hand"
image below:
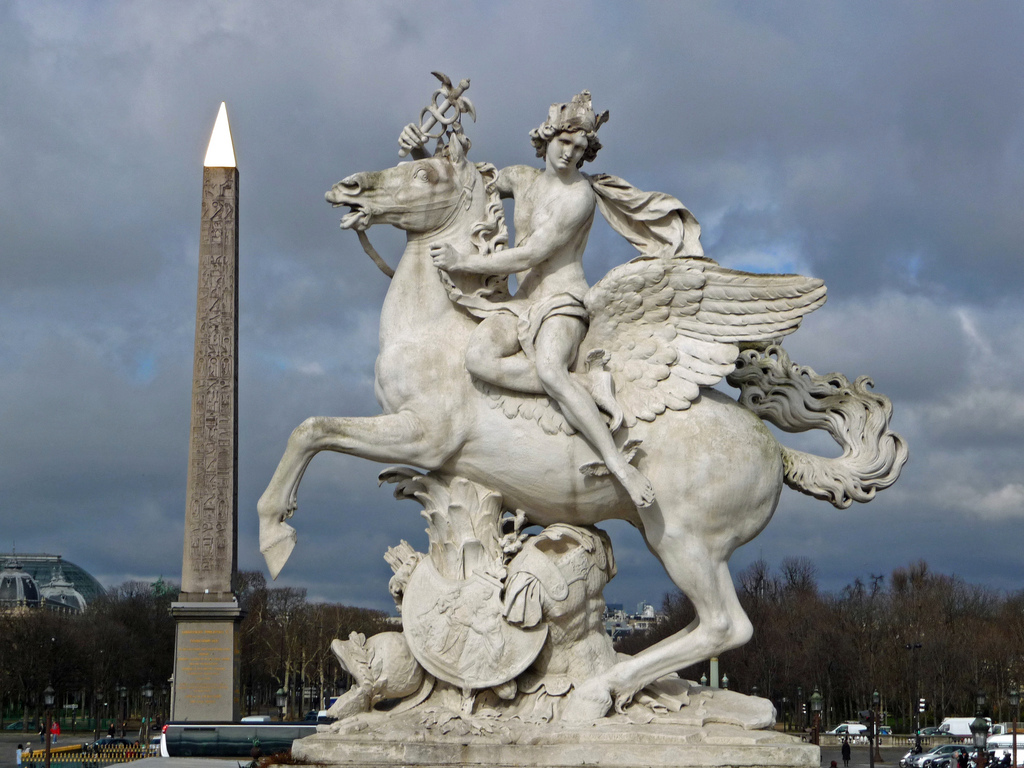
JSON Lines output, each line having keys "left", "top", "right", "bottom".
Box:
{"left": 430, "top": 242, "right": 462, "bottom": 271}
{"left": 398, "top": 123, "right": 429, "bottom": 155}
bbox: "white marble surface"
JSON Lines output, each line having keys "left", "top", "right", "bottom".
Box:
{"left": 258, "top": 73, "right": 907, "bottom": 729}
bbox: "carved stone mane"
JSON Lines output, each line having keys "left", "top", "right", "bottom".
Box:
{"left": 440, "top": 162, "right": 513, "bottom": 309}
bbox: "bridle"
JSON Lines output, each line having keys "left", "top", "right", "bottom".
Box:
{"left": 356, "top": 167, "right": 475, "bottom": 279}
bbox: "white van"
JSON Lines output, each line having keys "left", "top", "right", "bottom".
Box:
{"left": 937, "top": 717, "right": 992, "bottom": 738}
{"left": 828, "top": 723, "right": 869, "bottom": 737}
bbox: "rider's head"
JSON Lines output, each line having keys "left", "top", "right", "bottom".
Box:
{"left": 529, "top": 90, "right": 609, "bottom": 167}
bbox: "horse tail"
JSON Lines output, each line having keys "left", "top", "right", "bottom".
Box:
{"left": 726, "top": 345, "right": 908, "bottom": 509}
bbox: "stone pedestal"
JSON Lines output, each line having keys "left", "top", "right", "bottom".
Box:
{"left": 170, "top": 601, "right": 242, "bottom": 721}
{"left": 291, "top": 717, "right": 819, "bottom": 768}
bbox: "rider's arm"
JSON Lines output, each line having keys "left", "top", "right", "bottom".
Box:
{"left": 438, "top": 190, "right": 593, "bottom": 275}
{"left": 494, "top": 165, "right": 532, "bottom": 199}
{"left": 398, "top": 124, "right": 430, "bottom": 161}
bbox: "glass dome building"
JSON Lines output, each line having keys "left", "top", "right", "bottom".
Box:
{"left": 0, "top": 553, "right": 104, "bottom": 611}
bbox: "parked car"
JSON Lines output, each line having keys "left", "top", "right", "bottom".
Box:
{"left": 924, "top": 746, "right": 976, "bottom": 768}
{"left": 902, "top": 743, "right": 969, "bottom": 768}
{"left": 86, "top": 737, "right": 135, "bottom": 752}
{"left": 918, "top": 727, "right": 942, "bottom": 737}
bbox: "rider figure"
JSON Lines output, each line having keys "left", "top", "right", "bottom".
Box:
{"left": 399, "top": 92, "right": 656, "bottom": 509}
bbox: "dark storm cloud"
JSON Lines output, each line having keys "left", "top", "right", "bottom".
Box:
{"left": 1, "top": 1, "right": 1021, "bottom": 612}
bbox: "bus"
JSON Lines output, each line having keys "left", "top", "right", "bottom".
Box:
{"left": 160, "top": 721, "right": 318, "bottom": 757}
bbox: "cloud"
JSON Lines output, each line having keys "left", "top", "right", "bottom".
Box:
{"left": 1, "top": 1, "right": 1023, "bottom": 612}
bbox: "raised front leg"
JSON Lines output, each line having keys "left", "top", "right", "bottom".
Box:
{"left": 258, "top": 411, "right": 454, "bottom": 578}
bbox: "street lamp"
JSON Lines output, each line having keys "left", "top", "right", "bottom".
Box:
{"left": 873, "top": 689, "right": 884, "bottom": 764}
{"left": 971, "top": 707, "right": 990, "bottom": 768}
{"left": 43, "top": 685, "right": 55, "bottom": 768}
{"left": 810, "top": 686, "right": 823, "bottom": 746}
{"left": 93, "top": 692, "right": 104, "bottom": 741}
{"left": 275, "top": 688, "right": 287, "bottom": 722}
{"left": 797, "top": 686, "right": 803, "bottom": 731}
{"left": 906, "top": 643, "right": 922, "bottom": 744}
{"left": 117, "top": 685, "right": 127, "bottom": 736}
{"left": 1008, "top": 686, "right": 1018, "bottom": 768}
{"left": 141, "top": 682, "right": 154, "bottom": 751}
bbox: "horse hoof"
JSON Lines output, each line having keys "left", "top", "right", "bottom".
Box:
{"left": 562, "top": 681, "right": 613, "bottom": 723}
{"left": 260, "top": 522, "right": 297, "bottom": 579}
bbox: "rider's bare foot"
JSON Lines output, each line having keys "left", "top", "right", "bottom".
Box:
{"left": 613, "top": 462, "right": 656, "bottom": 508}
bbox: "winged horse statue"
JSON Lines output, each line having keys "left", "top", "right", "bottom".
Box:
{"left": 257, "top": 76, "right": 906, "bottom": 721}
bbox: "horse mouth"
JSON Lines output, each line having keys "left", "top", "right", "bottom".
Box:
{"left": 336, "top": 203, "right": 371, "bottom": 231}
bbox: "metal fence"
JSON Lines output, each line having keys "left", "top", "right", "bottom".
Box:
{"left": 22, "top": 744, "right": 159, "bottom": 766}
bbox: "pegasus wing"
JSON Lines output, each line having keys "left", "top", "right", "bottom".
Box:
{"left": 581, "top": 257, "right": 826, "bottom": 426}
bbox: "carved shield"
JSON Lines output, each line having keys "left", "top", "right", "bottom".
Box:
{"left": 401, "top": 558, "right": 547, "bottom": 690}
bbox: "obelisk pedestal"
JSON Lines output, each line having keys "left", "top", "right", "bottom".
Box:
{"left": 171, "top": 103, "right": 243, "bottom": 722}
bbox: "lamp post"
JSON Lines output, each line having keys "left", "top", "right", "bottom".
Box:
{"left": 811, "top": 686, "right": 823, "bottom": 745}
{"left": 43, "top": 685, "right": 54, "bottom": 768}
{"left": 275, "top": 688, "right": 287, "bottom": 722}
{"left": 971, "top": 699, "right": 989, "bottom": 768}
{"left": 141, "top": 682, "right": 153, "bottom": 751}
{"left": 117, "top": 685, "right": 127, "bottom": 737}
{"left": 873, "top": 689, "right": 884, "bottom": 763}
{"left": 1009, "top": 686, "right": 1018, "bottom": 768}
{"left": 93, "top": 692, "right": 103, "bottom": 741}
{"left": 797, "top": 686, "right": 804, "bottom": 731}
{"left": 906, "top": 643, "right": 922, "bottom": 742}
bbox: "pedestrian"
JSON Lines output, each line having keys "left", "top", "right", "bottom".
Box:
{"left": 16, "top": 744, "right": 23, "bottom": 768}
{"left": 107, "top": 723, "right": 115, "bottom": 738}
{"left": 38, "top": 726, "right": 45, "bottom": 746}
{"left": 957, "top": 749, "right": 968, "bottom": 768}
{"left": 51, "top": 720, "right": 60, "bottom": 744}
{"left": 842, "top": 737, "right": 852, "bottom": 767}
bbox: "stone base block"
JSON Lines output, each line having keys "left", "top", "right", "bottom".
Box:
{"left": 291, "top": 719, "right": 818, "bottom": 768}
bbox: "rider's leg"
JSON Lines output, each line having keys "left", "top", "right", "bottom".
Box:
{"left": 533, "top": 317, "right": 655, "bottom": 508}
{"left": 465, "top": 314, "right": 545, "bottom": 393}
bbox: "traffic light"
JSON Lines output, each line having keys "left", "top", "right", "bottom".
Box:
{"left": 919, "top": 698, "right": 926, "bottom": 713}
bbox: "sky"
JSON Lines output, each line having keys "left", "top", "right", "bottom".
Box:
{"left": 1, "top": 1, "right": 1022, "bottom": 615}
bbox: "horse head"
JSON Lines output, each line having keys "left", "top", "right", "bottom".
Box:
{"left": 326, "top": 137, "right": 477, "bottom": 236}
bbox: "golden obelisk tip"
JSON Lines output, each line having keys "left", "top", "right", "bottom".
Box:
{"left": 203, "top": 102, "right": 236, "bottom": 168}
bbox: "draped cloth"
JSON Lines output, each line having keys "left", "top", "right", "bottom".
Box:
{"left": 587, "top": 173, "right": 704, "bottom": 258}
{"left": 446, "top": 172, "right": 704, "bottom": 328}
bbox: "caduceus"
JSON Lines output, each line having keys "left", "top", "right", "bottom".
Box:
{"left": 398, "top": 71, "right": 475, "bottom": 157}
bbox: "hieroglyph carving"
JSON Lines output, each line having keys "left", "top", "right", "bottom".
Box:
{"left": 183, "top": 167, "right": 238, "bottom": 595}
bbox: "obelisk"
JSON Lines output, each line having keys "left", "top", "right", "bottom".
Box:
{"left": 171, "top": 102, "right": 243, "bottom": 722}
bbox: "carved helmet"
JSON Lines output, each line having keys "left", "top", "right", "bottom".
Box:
{"left": 544, "top": 90, "right": 610, "bottom": 134}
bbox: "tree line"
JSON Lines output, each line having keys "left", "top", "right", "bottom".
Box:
{"left": 618, "top": 558, "right": 1024, "bottom": 732}
{"left": 0, "top": 572, "right": 389, "bottom": 730}
{"left": 3, "top": 559, "right": 1020, "bottom": 733}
